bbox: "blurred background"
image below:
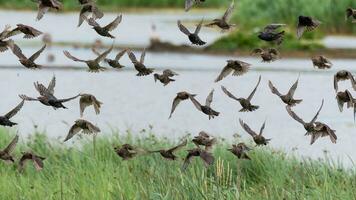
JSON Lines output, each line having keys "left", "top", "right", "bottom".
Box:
{"left": 0, "top": 0, "right": 355, "bottom": 166}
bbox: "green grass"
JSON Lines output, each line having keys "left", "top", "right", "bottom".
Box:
{"left": 0, "top": 128, "right": 355, "bottom": 199}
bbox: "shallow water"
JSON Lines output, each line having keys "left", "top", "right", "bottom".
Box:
{"left": 1, "top": 10, "right": 356, "bottom": 166}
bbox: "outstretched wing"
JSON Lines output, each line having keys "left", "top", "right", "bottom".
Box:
{"left": 286, "top": 77, "right": 299, "bottom": 98}
{"left": 205, "top": 89, "right": 214, "bottom": 107}
{"left": 285, "top": 106, "right": 306, "bottom": 125}
{"left": 310, "top": 99, "right": 324, "bottom": 123}
{"left": 94, "top": 45, "right": 113, "bottom": 63}
{"left": 5, "top": 100, "right": 24, "bottom": 119}
{"left": 103, "top": 14, "right": 122, "bottom": 31}
{"left": 222, "top": 0, "right": 235, "bottom": 22}
{"left": 177, "top": 20, "right": 191, "bottom": 36}
{"left": 63, "top": 51, "right": 86, "bottom": 62}
{"left": 47, "top": 76, "right": 56, "bottom": 95}
{"left": 268, "top": 80, "right": 282, "bottom": 97}
{"left": 29, "top": 45, "right": 46, "bottom": 62}
{"left": 221, "top": 86, "right": 239, "bottom": 101}
{"left": 127, "top": 50, "right": 138, "bottom": 64}
{"left": 215, "top": 65, "right": 233, "bottom": 82}
{"left": 8, "top": 41, "right": 27, "bottom": 60}
{"left": 57, "top": 94, "right": 80, "bottom": 103}
{"left": 168, "top": 139, "right": 187, "bottom": 153}
{"left": 115, "top": 49, "right": 127, "bottom": 61}
{"left": 169, "top": 96, "right": 182, "bottom": 119}
{"left": 140, "top": 49, "right": 146, "bottom": 64}
{"left": 259, "top": 120, "right": 266, "bottom": 136}
{"left": 247, "top": 75, "right": 261, "bottom": 101}
{"left": 3, "top": 135, "right": 19, "bottom": 154}
{"left": 264, "top": 24, "right": 285, "bottom": 32}
{"left": 185, "top": 0, "right": 195, "bottom": 12}
{"left": 239, "top": 119, "right": 257, "bottom": 137}
{"left": 189, "top": 96, "right": 202, "bottom": 111}
{"left": 63, "top": 124, "right": 82, "bottom": 142}
{"left": 194, "top": 18, "right": 204, "bottom": 34}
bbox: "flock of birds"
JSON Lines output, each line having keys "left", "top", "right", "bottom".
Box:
{"left": 0, "top": 0, "right": 355, "bottom": 172}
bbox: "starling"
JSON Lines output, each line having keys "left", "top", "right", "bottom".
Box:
{"left": 79, "top": 94, "right": 103, "bottom": 117}
{"left": 127, "top": 49, "right": 154, "bottom": 76}
{"left": 258, "top": 24, "right": 285, "bottom": 45}
{"left": 268, "top": 76, "right": 303, "bottom": 107}
{"left": 33, "top": 0, "right": 62, "bottom": 21}
{"left": 154, "top": 69, "right": 179, "bottom": 86}
{"left": 311, "top": 56, "right": 332, "bottom": 69}
{"left": 192, "top": 131, "right": 217, "bottom": 151}
{"left": 221, "top": 75, "right": 261, "bottom": 112}
{"left": 149, "top": 139, "right": 187, "bottom": 160}
{"left": 214, "top": 60, "right": 250, "bottom": 82}
{"left": 205, "top": 0, "right": 235, "bottom": 31}
{"left": 9, "top": 41, "right": 46, "bottom": 69}
{"left": 251, "top": 48, "right": 280, "bottom": 62}
{"left": 228, "top": 143, "right": 251, "bottom": 160}
{"left": 239, "top": 119, "right": 270, "bottom": 146}
{"left": 92, "top": 48, "right": 127, "bottom": 69}
{"left": 5, "top": 24, "right": 42, "bottom": 39}
{"left": 169, "top": 91, "right": 196, "bottom": 119}
{"left": 63, "top": 119, "right": 100, "bottom": 142}
{"left": 311, "top": 122, "right": 337, "bottom": 145}
{"left": 87, "top": 15, "right": 122, "bottom": 38}
{"left": 297, "top": 16, "right": 321, "bottom": 39}
{"left": 181, "top": 148, "right": 214, "bottom": 171}
{"left": 177, "top": 19, "right": 206, "bottom": 46}
{"left": 78, "top": 0, "right": 104, "bottom": 27}
{"left": 189, "top": 89, "right": 220, "bottom": 119}
{"left": 0, "top": 100, "right": 24, "bottom": 127}
{"left": 346, "top": 8, "right": 356, "bottom": 23}
{"left": 334, "top": 70, "right": 356, "bottom": 92}
{"left": 114, "top": 144, "right": 147, "bottom": 160}
{"left": 19, "top": 151, "right": 46, "bottom": 172}
{"left": 0, "top": 135, "right": 19, "bottom": 163}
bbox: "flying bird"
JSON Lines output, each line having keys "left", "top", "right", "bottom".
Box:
{"left": 9, "top": 41, "right": 46, "bottom": 69}
{"left": 297, "top": 16, "right": 321, "bottom": 39}
{"left": 5, "top": 24, "right": 42, "bottom": 39}
{"left": 214, "top": 60, "right": 250, "bottom": 82}
{"left": 268, "top": 77, "right": 302, "bottom": 107}
{"left": 346, "top": 8, "right": 356, "bottom": 23}
{"left": 189, "top": 89, "right": 220, "bottom": 119}
{"left": 78, "top": 0, "right": 104, "bottom": 27}
{"left": 221, "top": 75, "right": 261, "bottom": 112}
{"left": 311, "top": 56, "right": 332, "bottom": 69}
{"left": 334, "top": 70, "right": 356, "bottom": 92}
{"left": 92, "top": 48, "right": 127, "bottom": 69}
{"left": 251, "top": 48, "right": 280, "bottom": 62}
{"left": 181, "top": 148, "right": 214, "bottom": 171}
{"left": 0, "top": 135, "right": 19, "bottom": 163}
{"left": 87, "top": 15, "right": 122, "bottom": 38}
{"left": 228, "top": 143, "right": 251, "bottom": 160}
{"left": 33, "top": 0, "right": 62, "bottom": 21}
{"left": 185, "top": 0, "right": 205, "bottom": 12}
{"left": 154, "top": 69, "right": 179, "bottom": 86}
{"left": 205, "top": 0, "right": 235, "bottom": 31}
{"left": 127, "top": 49, "right": 154, "bottom": 76}
{"left": 258, "top": 24, "right": 285, "bottom": 45}
{"left": 19, "top": 151, "right": 46, "bottom": 172}
{"left": 177, "top": 19, "right": 206, "bottom": 46}
{"left": 63, "top": 45, "right": 113, "bottom": 72}
{"left": 63, "top": 119, "right": 100, "bottom": 142}
{"left": 168, "top": 91, "right": 196, "bottom": 119}
{"left": 19, "top": 76, "right": 80, "bottom": 109}
{"left": 0, "top": 100, "right": 24, "bottom": 127}
{"left": 79, "top": 94, "right": 103, "bottom": 117}
{"left": 149, "top": 139, "right": 187, "bottom": 160}
{"left": 335, "top": 90, "right": 356, "bottom": 121}
{"left": 311, "top": 122, "right": 337, "bottom": 145}
{"left": 114, "top": 144, "right": 147, "bottom": 160}
{"left": 192, "top": 131, "right": 217, "bottom": 151}
{"left": 239, "top": 119, "right": 270, "bottom": 146}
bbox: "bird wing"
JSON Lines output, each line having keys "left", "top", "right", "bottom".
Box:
{"left": 92, "top": 5, "right": 104, "bottom": 19}
{"left": 264, "top": 24, "right": 285, "bottom": 32}
{"left": 33, "top": 155, "right": 45, "bottom": 171}
{"left": 168, "top": 139, "right": 187, "bottom": 153}
{"left": 194, "top": 19, "right": 204, "bottom": 34}
{"left": 115, "top": 49, "right": 127, "bottom": 61}
{"left": 285, "top": 106, "right": 306, "bottom": 125}
{"left": 221, "top": 86, "right": 239, "bottom": 101}
{"left": 333, "top": 73, "right": 339, "bottom": 92}
{"left": 296, "top": 24, "right": 306, "bottom": 39}
{"left": 4, "top": 28, "right": 22, "bottom": 39}
{"left": 310, "top": 99, "right": 324, "bottom": 123}
{"left": 247, "top": 75, "right": 261, "bottom": 101}
{"left": 200, "top": 151, "right": 214, "bottom": 167}
{"left": 36, "top": 4, "right": 49, "bottom": 21}
{"left": 3, "top": 135, "right": 19, "bottom": 154}
{"left": 169, "top": 96, "right": 182, "bottom": 119}
{"left": 103, "top": 14, "right": 122, "bottom": 31}
{"left": 94, "top": 45, "right": 113, "bottom": 63}
{"left": 268, "top": 80, "right": 282, "bottom": 97}
{"left": 63, "top": 124, "right": 82, "bottom": 142}
{"left": 259, "top": 120, "right": 266, "bottom": 136}
{"left": 163, "top": 69, "right": 178, "bottom": 77}
{"left": 47, "top": 75, "right": 56, "bottom": 95}
{"left": 177, "top": 20, "right": 191, "bottom": 36}
{"left": 239, "top": 119, "right": 257, "bottom": 137}
{"left": 140, "top": 48, "right": 146, "bottom": 64}
{"left": 5, "top": 100, "right": 24, "bottom": 119}
{"left": 189, "top": 96, "right": 202, "bottom": 111}
{"left": 222, "top": 0, "right": 235, "bottom": 22}
{"left": 86, "top": 121, "right": 101, "bottom": 133}
{"left": 214, "top": 65, "right": 233, "bottom": 82}
{"left": 19, "top": 94, "right": 38, "bottom": 101}
{"left": 286, "top": 77, "right": 299, "bottom": 98}
{"left": 29, "top": 45, "right": 46, "bottom": 62}
{"left": 57, "top": 94, "right": 80, "bottom": 103}
{"left": 205, "top": 89, "right": 214, "bottom": 107}
{"left": 34, "top": 82, "right": 51, "bottom": 97}
{"left": 181, "top": 151, "right": 194, "bottom": 171}
{"left": 63, "top": 51, "right": 86, "bottom": 62}
{"left": 127, "top": 50, "right": 138, "bottom": 63}
{"left": 8, "top": 41, "right": 27, "bottom": 60}
{"left": 185, "top": 0, "right": 195, "bottom": 12}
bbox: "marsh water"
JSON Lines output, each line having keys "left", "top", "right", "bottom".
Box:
{"left": 1, "top": 10, "right": 356, "bottom": 166}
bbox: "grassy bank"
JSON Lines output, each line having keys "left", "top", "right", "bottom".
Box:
{"left": 0, "top": 129, "right": 355, "bottom": 199}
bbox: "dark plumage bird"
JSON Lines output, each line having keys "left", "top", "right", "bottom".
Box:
{"left": 312, "top": 122, "right": 337, "bottom": 145}
{"left": 19, "top": 76, "right": 80, "bottom": 109}
{"left": 228, "top": 143, "right": 251, "bottom": 160}
{"left": 336, "top": 90, "right": 356, "bottom": 121}
{"left": 189, "top": 89, "right": 220, "bottom": 119}
{"left": 114, "top": 144, "right": 146, "bottom": 160}
{"left": 19, "top": 151, "right": 46, "bottom": 172}
{"left": 0, "top": 135, "right": 18, "bottom": 163}
{"left": 78, "top": 0, "right": 103, "bottom": 27}
{"left": 252, "top": 48, "right": 280, "bottom": 62}
{"left": 0, "top": 25, "right": 13, "bottom": 53}
{"left": 214, "top": 60, "right": 250, "bottom": 82}
{"left": 192, "top": 131, "right": 217, "bottom": 151}
{"left": 312, "top": 56, "right": 332, "bottom": 69}
{"left": 181, "top": 148, "right": 214, "bottom": 171}
{"left": 334, "top": 70, "right": 356, "bottom": 92}
{"left": 149, "top": 139, "right": 187, "bottom": 160}
{"left": 92, "top": 48, "right": 127, "bottom": 69}
{"left": 258, "top": 24, "right": 285, "bottom": 45}
{"left": 268, "top": 77, "right": 302, "bottom": 107}
{"left": 127, "top": 49, "right": 154, "bottom": 76}
{"left": 297, "top": 16, "right": 321, "bottom": 39}
{"left": 205, "top": 0, "right": 235, "bottom": 31}
{"left": 154, "top": 69, "right": 179, "bottom": 86}
{"left": 5, "top": 24, "right": 42, "bottom": 39}
{"left": 9, "top": 41, "right": 46, "bottom": 69}
{"left": 185, "top": 0, "right": 205, "bottom": 12}
{"left": 177, "top": 19, "right": 206, "bottom": 46}
{"left": 63, "top": 119, "right": 100, "bottom": 142}
{"left": 346, "top": 8, "right": 356, "bottom": 23}
{"left": 79, "top": 94, "right": 103, "bottom": 117}
{"left": 221, "top": 75, "right": 261, "bottom": 112}
{"left": 239, "top": 119, "right": 270, "bottom": 146}
{"left": 0, "top": 100, "right": 24, "bottom": 127}
{"left": 87, "top": 15, "right": 122, "bottom": 38}
{"left": 64, "top": 45, "right": 113, "bottom": 72}
{"left": 169, "top": 91, "right": 196, "bottom": 119}
{"left": 33, "top": 0, "right": 62, "bottom": 21}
